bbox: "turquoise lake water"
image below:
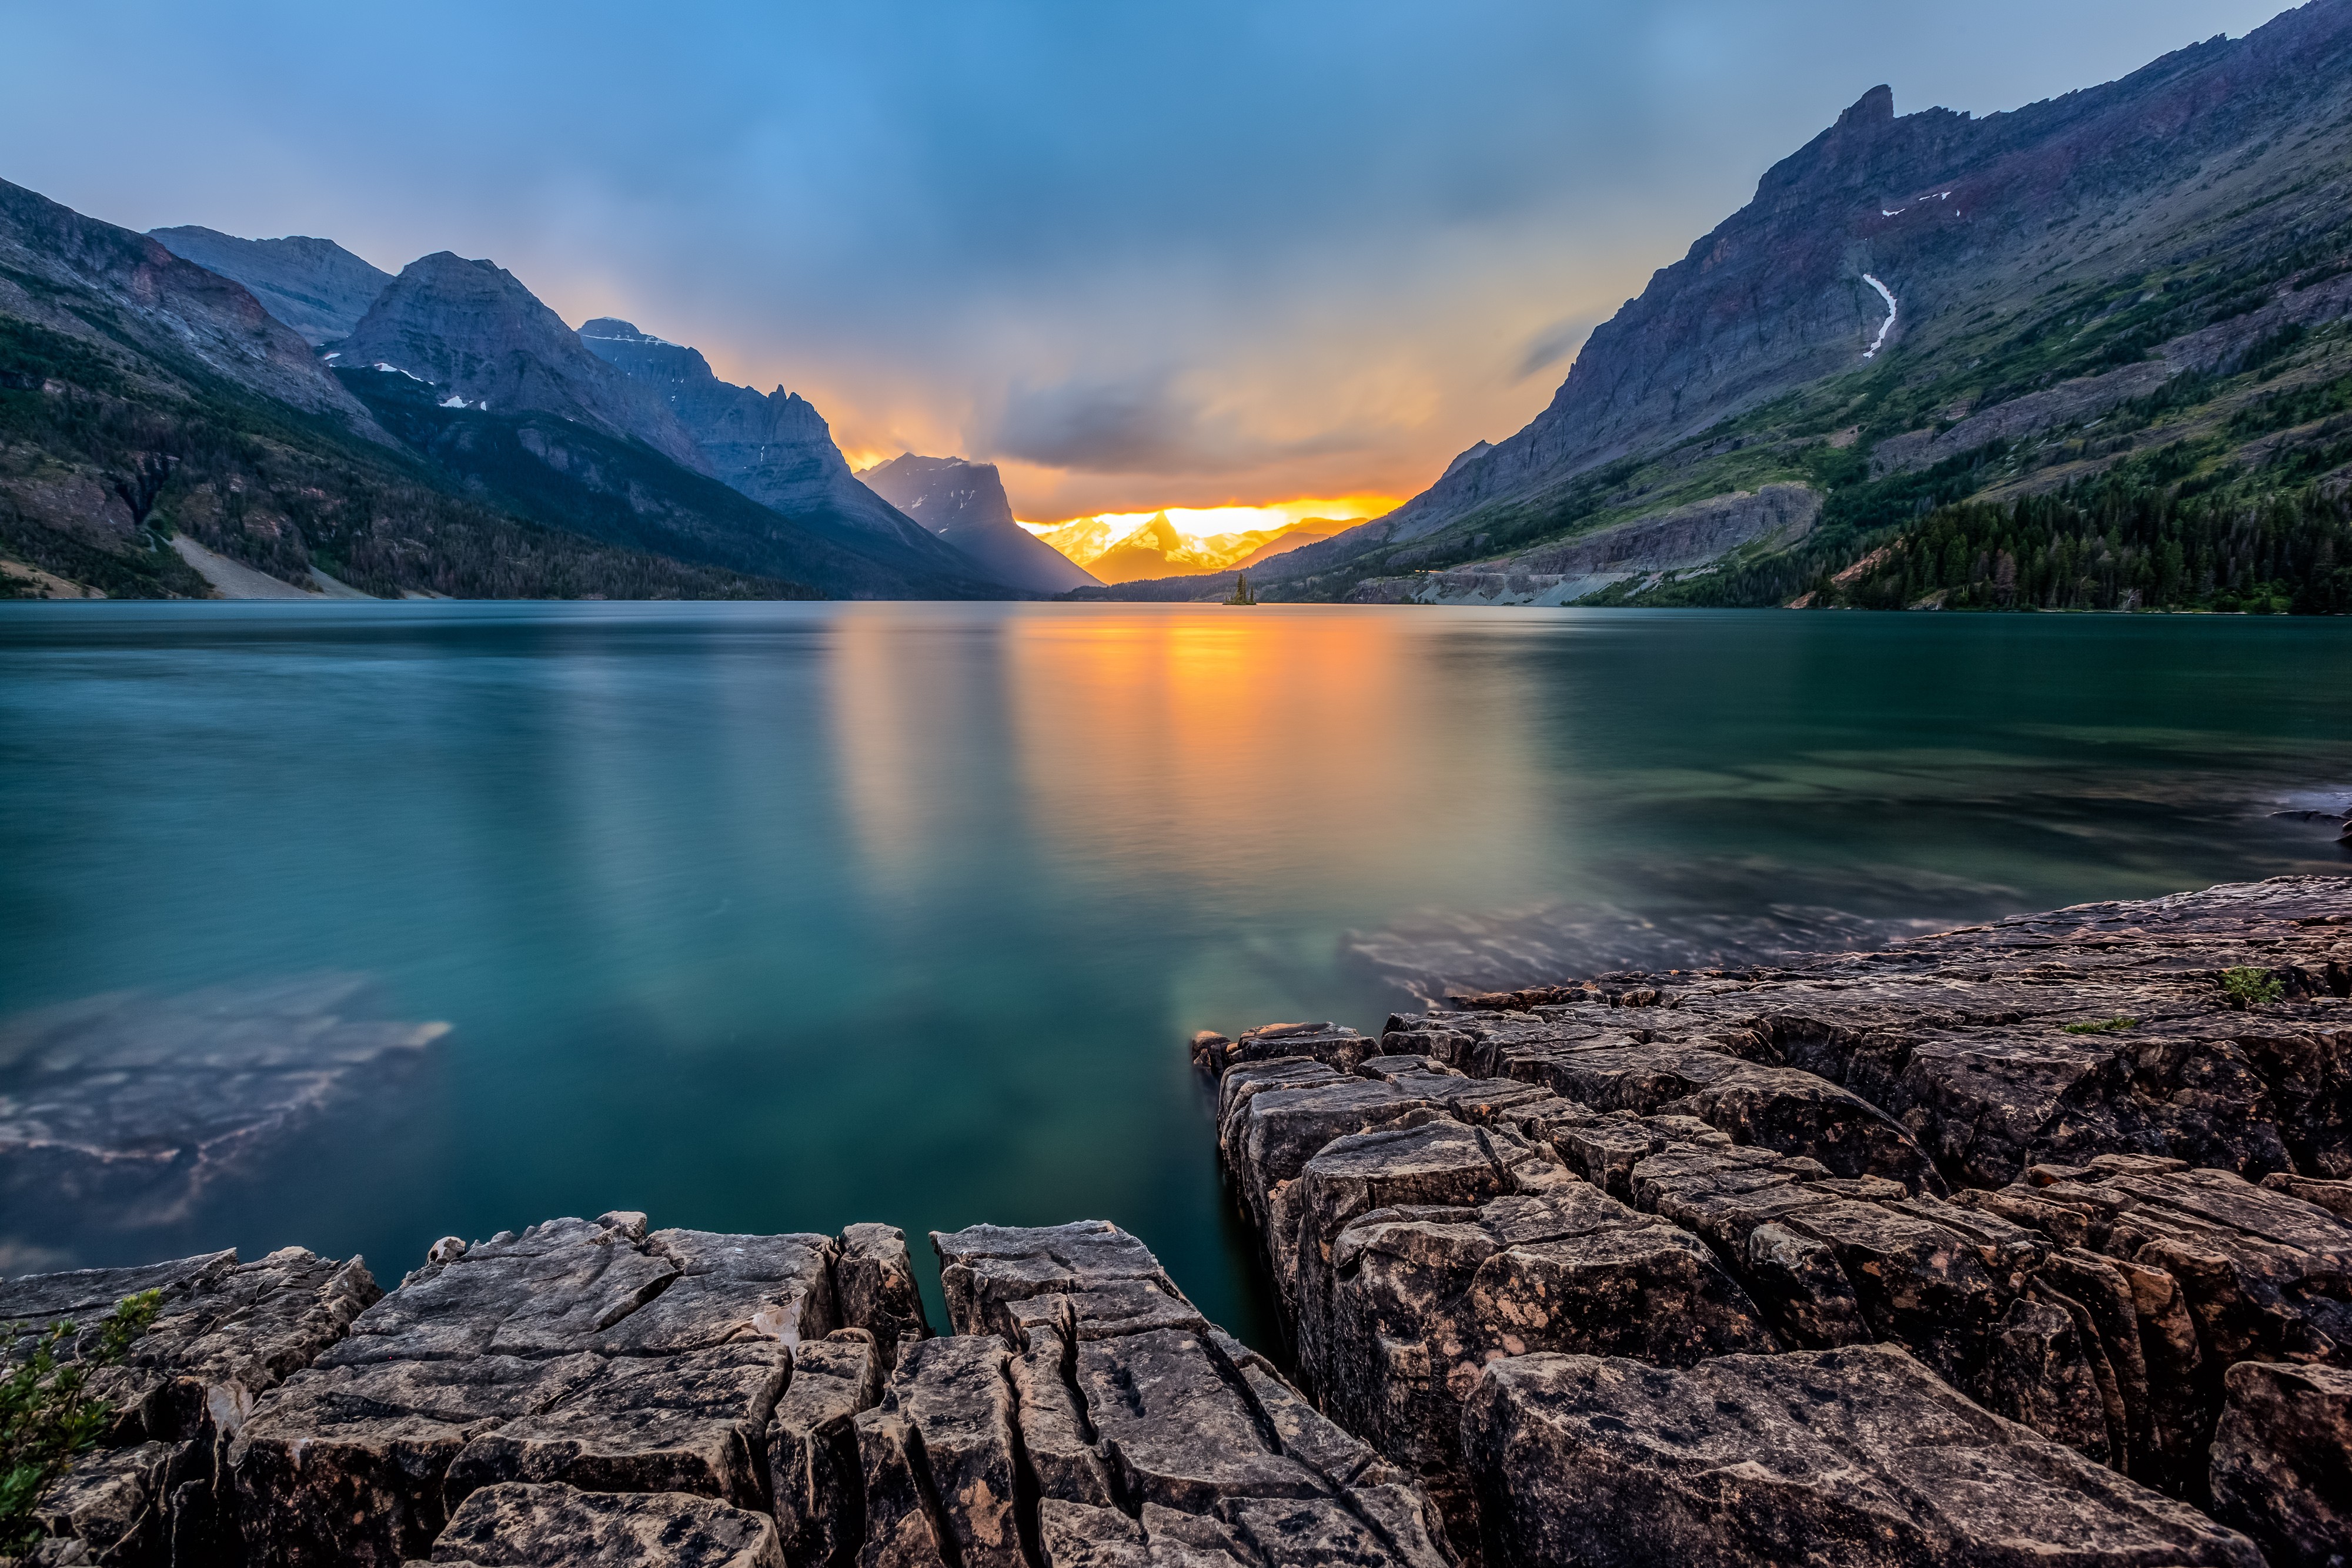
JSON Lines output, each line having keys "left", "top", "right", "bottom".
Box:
{"left": 2, "top": 603, "right": 2348, "bottom": 1343}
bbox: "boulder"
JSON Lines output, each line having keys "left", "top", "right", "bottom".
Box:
{"left": 1462, "top": 1345, "right": 2265, "bottom": 1568}
{"left": 2206, "top": 1360, "right": 2352, "bottom": 1568}
{"left": 407, "top": 1481, "right": 781, "bottom": 1567}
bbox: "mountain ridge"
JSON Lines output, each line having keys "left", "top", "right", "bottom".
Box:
{"left": 857, "top": 450, "right": 1098, "bottom": 593}
{"left": 148, "top": 226, "right": 392, "bottom": 346}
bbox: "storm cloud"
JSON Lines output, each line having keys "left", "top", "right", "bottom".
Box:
{"left": 2, "top": 0, "right": 2296, "bottom": 518}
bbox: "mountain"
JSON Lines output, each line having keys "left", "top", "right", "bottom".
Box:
{"left": 1228, "top": 522, "right": 1338, "bottom": 571}
{"left": 1099, "top": 0, "right": 2352, "bottom": 612}
{"left": 148, "top": 227, "right": 392, "bottom": 345}
{"left": 0, "top": 179, "right": 810, "bottom": 600}
{"left": 1038, "top": 511, "right": 1338, "bottom": 584}
{"left": 857, "top": 452, "right": 1098, "bottom": 593}
{"left": 573, "top": 319, "right": 1021, "bottom": 590}
{"left": 338, "top": 257, "right": 710, "bottom": 473}
{"left": 0, "top": 180, "right": 384, "bottom": 432}
{"left": 6, "top": 188, "right": 1011, "bottom": 600}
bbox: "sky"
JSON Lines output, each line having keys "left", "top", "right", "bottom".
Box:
{"left": 0, "top": 0, "right": 2297, "bottom": 524}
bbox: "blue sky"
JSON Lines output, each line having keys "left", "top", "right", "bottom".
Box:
{"left": 1, "top": 1, "right": 2294, "bottom": 518}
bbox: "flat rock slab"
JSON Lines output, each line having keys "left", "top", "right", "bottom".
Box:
{"left": 325, "top": 1216, "right": 837, "bottom": 1366}
{"left": 230, "top": 1212, "right": 879, "bottom": 1567}
{"left": 1463, "top": 1344, "right": 2265, "bottom": 1568}
{"left": 408, "top": 1481, "right": 780, "bottom": 1567}
{"left": 1425, "top": 877, "right": 2352, "bottom": 1186}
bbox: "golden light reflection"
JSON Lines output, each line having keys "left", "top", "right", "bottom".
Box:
{"left": 824, "top": 606, "right": 1555, "bottom": 907}
{"left": 995, "top": 608, "right": 1538, "bottom": 891}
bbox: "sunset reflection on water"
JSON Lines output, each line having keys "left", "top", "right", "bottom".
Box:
{"left": 830, "top": 605, "right": 1555, "bottom": 907}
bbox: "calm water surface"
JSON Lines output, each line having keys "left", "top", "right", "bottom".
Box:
{"left": 3, "top": 603, "right": 2348, "bottom": 1343}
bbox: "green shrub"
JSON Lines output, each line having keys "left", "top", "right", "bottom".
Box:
{"left": 0, "top": 1290, "right": 162, "bottom": 1551}
{"left": 2219, "top": 966, "right": 2286, "bottom": 1008}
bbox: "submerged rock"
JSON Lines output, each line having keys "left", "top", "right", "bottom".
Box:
{"left": 0, "top": 976, "right": 446, "bottom": 1236}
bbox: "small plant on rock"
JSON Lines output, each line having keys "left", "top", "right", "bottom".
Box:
{"left": 2062, "top": 1015, "right": 2139, "bottom": 1034}
{"left": 2219, "top": 966, "right": 2285, "bottom": 1008}
{"left": 0, "top": 1289, "right": 162, "bottom": 1552}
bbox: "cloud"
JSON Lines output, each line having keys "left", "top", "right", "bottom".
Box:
{"left": 1515, "top": 316, "right": 1598, "bottom": 381}
{"left": 988, "top": 371, "right": 1371, "bottom": 477}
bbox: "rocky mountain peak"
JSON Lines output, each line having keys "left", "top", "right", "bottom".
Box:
{"left": 858, "top": 452, "right": 1099, "bottom": 593}
{"left": 1839, "top": 84, "right": 1895, "bottom": 129}
{"left": 339, "top": 255, "right": 708, "bottom": 472}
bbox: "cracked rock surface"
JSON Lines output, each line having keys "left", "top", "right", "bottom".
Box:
{"left": 1206, "top": 877, "right": 2348, "bottom": 1563}
{"left": 228, "top": 1213, "right": 924, "bottom": 1567}
{"left": 0, "top": 1245, "right": 382, "bottom": 1566}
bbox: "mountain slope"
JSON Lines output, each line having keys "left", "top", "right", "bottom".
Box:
{"left": 573, "top": 319, "right": 1007, "bottom": 591}
{"left": 1093, "top": 0, "right": 2352, "bottom": 609}
{"left": 148, "top": 227, "right": 392, "bottom": 345}
{"left": 858, "top": 451, "right": 1098, "bottom": 593}
{"left": 0, "top": 179, "right": 386, "bottom": 434}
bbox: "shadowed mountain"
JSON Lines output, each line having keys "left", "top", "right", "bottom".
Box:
{"left": 148, "top": 227, "right": 392, "bottom": 346}
{"left": 0, "top": 179, "right": 811, "bottom": 600}
{"left": 575, "top": 319, "right": 1000, "bottom": 588}
{"left": 1090, "top": 0, "right": 2352, "bottom": 610}
{"left": 858, "top": 451, "right": 1098, "bottom": 593}
{"left": 1, "top": 179, "right": 383, "bottom": 433}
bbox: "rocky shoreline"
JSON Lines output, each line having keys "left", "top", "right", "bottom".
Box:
{"left": 6, "top": 878, "right": 2348, "bottom": 1567}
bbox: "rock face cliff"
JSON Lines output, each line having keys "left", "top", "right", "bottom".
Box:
{"left": 148, "top": 228, "right": 392, "bottom": 346}
{"left": 576, "top": 320, "right": 1000, "bottom": 584}
{"left": 339, "top": 259, "right": 709, "bottom": 473}
{"left": 1375, "top": 1, "right": 2352, "bottom": 546}
{"left": 858, "top": 452, "right": 1100, "bottom": 594}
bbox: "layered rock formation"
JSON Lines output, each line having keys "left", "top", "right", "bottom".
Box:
{"left": 1201, "top": 875, "right": 2350, "bottom": 1566}
{"left": 857, "top": 453, "right": 1099, "bottom": 595}
{"left": 147, "top": 228, "right": 393, "bottom": 347}
{"left": 9, "top": 879, "right": 2344, "bottom": 1568}
{"left": 5, "top": 1215, "right": 1445, "bottom": 1568}
{"left": 0, "top": 179, "right": 385, "bottom": 434}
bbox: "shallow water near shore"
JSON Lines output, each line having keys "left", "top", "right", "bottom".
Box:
{"left": 2, "top": 602, "right": 2348, "bottom": 1346}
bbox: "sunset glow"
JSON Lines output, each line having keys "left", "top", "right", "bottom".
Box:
{"left": 1017, "top": 495, "right": 1398, "bottom": 580}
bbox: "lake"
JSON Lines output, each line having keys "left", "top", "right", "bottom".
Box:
{"left": 2, "top": 602, "right": 2348, "bottom": 1345}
